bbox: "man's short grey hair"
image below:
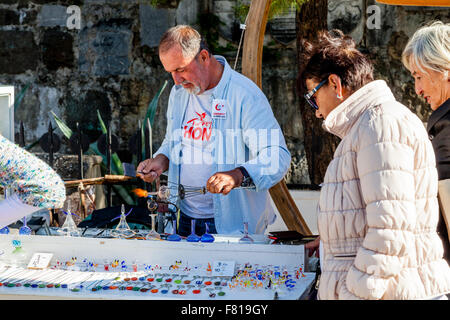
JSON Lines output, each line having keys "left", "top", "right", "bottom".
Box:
{"left": 159, "top": 25, "right": 209, "bottom": 60}
{"left": 402, "top": 21, "right": 450, "bottom": 77}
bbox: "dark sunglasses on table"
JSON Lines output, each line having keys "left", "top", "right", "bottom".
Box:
{"left": 304, "top": 78, "right": 328, "bottom": 110}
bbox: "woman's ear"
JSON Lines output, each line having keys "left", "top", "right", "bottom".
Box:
{"left": 328, "top": 74, "right": 344, "bottom": 100}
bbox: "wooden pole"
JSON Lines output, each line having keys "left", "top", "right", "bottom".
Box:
{"left": 241, "top": 0, "right": 312, "bottom": 235}
{"left": 64, "top": 175, "right": 134, "bottom": 188}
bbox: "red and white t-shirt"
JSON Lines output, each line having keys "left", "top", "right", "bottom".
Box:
{"left": 179, "top": 89, "right": 214, "bottom": 219}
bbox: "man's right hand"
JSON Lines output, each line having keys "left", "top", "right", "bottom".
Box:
{"left": 136, "top": 154, "right": 169, "bottom": 183}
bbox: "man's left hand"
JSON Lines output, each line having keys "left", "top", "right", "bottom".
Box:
{"left": 206, "top": 169, "right": 244, "bottom": 195}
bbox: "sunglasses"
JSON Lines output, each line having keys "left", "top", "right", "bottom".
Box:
{"left": 304, "top": 78, "right": 328, "bottom": 110}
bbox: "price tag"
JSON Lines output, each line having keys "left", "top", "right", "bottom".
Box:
{"left": 27, "top": 253, "right": 53, "bottom": 269}
{"left": 212, "top": 261, "right": 235, "bottom": 277}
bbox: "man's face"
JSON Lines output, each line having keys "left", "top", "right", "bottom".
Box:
{"left": 159, "top": 45, "right": 208, "bottom": 95}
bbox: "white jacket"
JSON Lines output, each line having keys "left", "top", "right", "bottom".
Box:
{"left": 317, "top": 80, "right": 450, "bottom": 300}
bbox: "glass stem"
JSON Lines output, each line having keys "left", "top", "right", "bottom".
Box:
{"left": 191, "top": 219, "right": 196, "bottom": 235}
{"left": 151, "top": 214, "right": 156, "bottom": 232}
{"left": 244, "top": 222, "right": 249, "bottom": 236}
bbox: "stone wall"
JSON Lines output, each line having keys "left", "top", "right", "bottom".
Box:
{"left": 0, "top": 0, "right": 448, "bottom": 186}
{"left": 328, "top": 1, "right": 449, "bottom": 121}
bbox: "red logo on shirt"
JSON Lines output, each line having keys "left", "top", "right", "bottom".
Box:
{"left": 184, "top": 112, "right": 212, "bottom": 141}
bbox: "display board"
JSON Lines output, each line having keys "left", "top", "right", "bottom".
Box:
{"left": 0, "top": 234, "right": 314, "bottom": 300}
{"left": 0, "top": 86, "right": 14, "bottom": 142}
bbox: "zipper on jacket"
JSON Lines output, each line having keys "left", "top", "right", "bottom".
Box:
{"left": 332, "top": 253, "right": 356, "bottom": 260}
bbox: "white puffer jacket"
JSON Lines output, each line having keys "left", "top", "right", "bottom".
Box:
{"left": 317, "top": 80, "right": 450, "bottom": 300}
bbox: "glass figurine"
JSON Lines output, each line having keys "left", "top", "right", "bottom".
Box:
{"left": 200, "top": 222, "right": 214, "bottom": 243}
{"left": 186, "top": 219, "right": 200, "bottom": 242}
{"left": 239, "top": 222, "right": 254, "bottom": 244}
{"left": 157, "top": 185, "right": 170, "bottom": 200}
{"left": 9, "top": 239, "right": 27, "bottom": 266}
{"left": 19, "top": 216, "right": 32, "bottom": 235}
{"left": 111, "top": 204, "right": 135, "bottom": 239}
{"left": 167, "top": 220, "right": 181, "bottom": 241}
{"left": 146, "top": 213, "right": 161, "bottom": 240}
{"left": 59, "top": 204, "right": 81, "bottom": 237}
{"left": 0, "top": 226, "right": 10, "bottom": 234}
{"left": 0, "top": 189, "right": 12, "bottom": 235}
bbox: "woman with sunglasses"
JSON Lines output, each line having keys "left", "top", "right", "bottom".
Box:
{"left": 299, "top": 29, "right": 449, "bottom": 300}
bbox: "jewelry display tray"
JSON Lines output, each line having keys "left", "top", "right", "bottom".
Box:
{"left": 0, "top": 234, "right": 314, "bottom": 300}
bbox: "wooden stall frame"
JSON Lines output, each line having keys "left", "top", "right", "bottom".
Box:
{"left": 241, "top": 0, "right": 312, "bottom": 236}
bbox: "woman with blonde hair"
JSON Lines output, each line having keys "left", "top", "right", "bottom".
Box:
{"left": 402, "top": 21, "right": 450, "bottom": 264}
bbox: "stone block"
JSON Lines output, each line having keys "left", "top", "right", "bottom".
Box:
{"left": 140, "top": 4, "right": 176, "bottom": 48}
{"left": 38, "top": 5, "right": 68, "bottom": 27}
{"left": 0, "top": 0, "right": 27, "bottom": 4}
{"left": 41, "top": 29, "right": 74, "bottom": 70}
{"left": 20, "top": 9, "right": 38, "bottom": 25}
{"left": 84, "top": 0, "right": 133, "bottom": 3}
{"left": 79, "top": 23, "right": 132, "bottom": 76}
{"left": 64, "top": 90, "right": 112, "bottom": 142}
{"left": 0, "top": 9, "right": 19, "bottom": 26}
{"left": 93, "top": 31, "right": 130, "bottom": 56}
{"left": 214, "top": 0, "right": 235, "bottom": 13}
{"left": 31, "top": 1, "right": 58, "bottom": 4}
{"left": 328, "top": 0, "right": 362, "bottom": 38}
{"left": 176, "top": 0, "right": 199, "bottom": 26}
{"left": 0, "top": 31, "right": 39, "bottom": 74}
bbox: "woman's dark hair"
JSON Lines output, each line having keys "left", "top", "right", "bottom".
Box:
{"left": 297, "top": 29, "right": 374, "bottom": 94}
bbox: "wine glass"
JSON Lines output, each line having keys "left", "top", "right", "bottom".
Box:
{"left": 186, "top": 219, "right": 200, "bottom": 242}
{"left": 238, "top": 222, "right": 254, "bottom": 244}
{"left": 19, "top": 216, "right": 32, "bottom": 235}
{"left": 146, "top": 213, "right": 161, "bottom": 240}
{"left": 200, "top": 222, "right": 214, "bottom": 243}
{"left": 167, "top": 220, "right": 181, "bottom": 241}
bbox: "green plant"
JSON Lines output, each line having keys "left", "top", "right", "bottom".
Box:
{"left": 13, "top": 83, "right": 30, "bottom": 112}
{"left": 51, "top": 80, "right": 168, "bottom": 207}
{"left": 197, "top": 12, "right": 224, "bottom": 54}
{"left": 234, "top": 0, "right": 310, "bottom": 22}
{"left": 12, "top": 83, "right": 39, "bottom": 150}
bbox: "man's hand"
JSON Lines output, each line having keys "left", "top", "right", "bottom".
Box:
{"left": 206, "top": 169, "right": 244, "bottom": 195}
{"left": 136, "top": 154, "right": 169, "bottom": 183}
{"left": 305, "top": 236, "right": 320, "bottom": 258}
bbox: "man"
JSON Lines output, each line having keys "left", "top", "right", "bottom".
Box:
{"left": 137, "top": 25, "right": 291, "bottom": 236}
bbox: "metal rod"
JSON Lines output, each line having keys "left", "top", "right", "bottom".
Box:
{"left": 48, "top": 121, "right": 54, "bottom": 168}
{"left": 19, "top": 121, "right": 25, "bottom": 147}
{"left": 77, "top": 122, "right": 83, "bottom": 180}
{"left": 106, "top": 122, "right": 112, "bottom": 207}
{"left": 137, "top": 120, "right": 142, "bottom": 164}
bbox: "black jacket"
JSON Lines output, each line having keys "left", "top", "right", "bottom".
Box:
{"left": 427, "top": 98, "right": 450, "bottom": 263}
{"left": 427, "top": 98, "right": 450, "bottom": 180}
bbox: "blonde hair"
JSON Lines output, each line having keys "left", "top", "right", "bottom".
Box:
{"left": 402, "top": 21, "right": 450, "bottom": 77}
